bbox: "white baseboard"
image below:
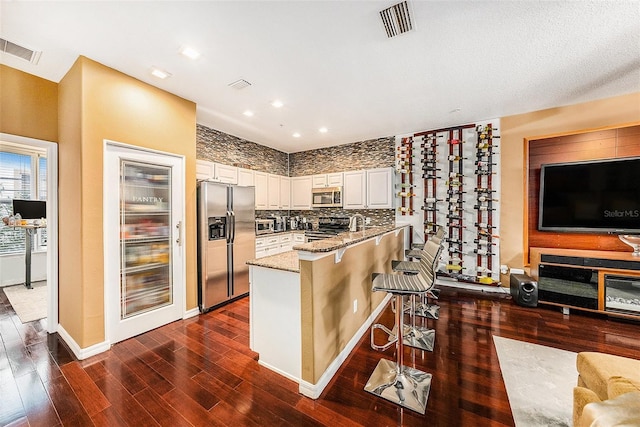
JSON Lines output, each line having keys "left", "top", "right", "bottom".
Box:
{"left": 298, "top": 293, "right": 392, "bottom": 399}
{"left": 183, "top": 307, "right": 200, "bottom": 319}
{"left": 57, "top": 324, "right": 111, "bottom": 360}
{"left": 258, "top": 359, "right": 301, "bottom": 384}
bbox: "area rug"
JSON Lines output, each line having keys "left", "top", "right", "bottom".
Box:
{"left": 2, "top": 281, "right": 47, "bottom": 323}
{"left": 493, "top": 335, "right": 576, "bottom": 427}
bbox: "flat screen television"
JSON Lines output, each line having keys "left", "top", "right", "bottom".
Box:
{"left": 12, "top": 199, "right": 46, "bottom": 219}
{"left": 538, "top": 157, "right": 640, "bottom": 233}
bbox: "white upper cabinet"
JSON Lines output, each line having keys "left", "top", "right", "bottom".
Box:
{"left": 291, "top": 176, "right": 313, "bottom": 209}
{"left": 343, "top": 171, "right": 367, "bottom": 209}
{"left": 267, "top": 174, "right": 281, "bottom": 210}
{"left": 312, "top": 172, "right": 344, "bottom": 188}
{"left": 238, "top": 168, "right": 255, "bottom": 187}
{"left": 280, "top": 177, "right": 291, "bottom": 210}
{"left": 254, "top": 171, "right": 268, "bottom": 209}
{"left": 343, "top": 168, "right": 393, "bottom": 209}
{"left": 195, "top": 160, "right": 238, "bottom": 184}
{"left": 365, "top": 168, "right": 393, "bottom": 209}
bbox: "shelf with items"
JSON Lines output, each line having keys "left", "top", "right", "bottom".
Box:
{"left": 420, "top": 132, "right": 441, "bottom": 239}
{"left": 396, "top": 136, "right": 416, "bottom": 216}
{"left": 444, "top": 128, "right": 466, "bottom": 275}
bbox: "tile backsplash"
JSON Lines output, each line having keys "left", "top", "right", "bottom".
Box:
{"left": 196, "top": 124, "right": 288, "bottom": 176}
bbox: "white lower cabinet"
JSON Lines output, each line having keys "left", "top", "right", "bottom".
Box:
{"left": 255, "top": 233, "right": 301, "bottom": 258}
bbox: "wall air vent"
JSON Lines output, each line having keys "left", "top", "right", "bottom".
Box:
{"left": 0, "top": 38, "right": 42, "bottom": 64}
{"left": 380, "top": 1, "right": 414, "bottom": 38}
{"left": 228, "top": 79, "right": 252, "bottom": 90}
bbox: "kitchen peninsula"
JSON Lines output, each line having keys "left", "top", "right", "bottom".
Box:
{"left": 247, "top": 225, "right": 407, "bottom": 399}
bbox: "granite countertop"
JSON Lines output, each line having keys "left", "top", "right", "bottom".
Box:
{"left": 255, "top": 229, "right": 306, "bottom": 237}
{"left": 292, "top": 225, "right": 406, "bottom": 253}
{"left": 247, "top": 250, "right": 300, "bottom": 273}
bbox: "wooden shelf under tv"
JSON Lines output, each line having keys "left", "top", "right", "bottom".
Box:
{"left": 529, "top": 247, "right": 640, "bottom": 320}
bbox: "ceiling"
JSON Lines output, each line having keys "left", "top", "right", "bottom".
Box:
{"left": 2, "top": 1, "right": 639, "bottom": 153}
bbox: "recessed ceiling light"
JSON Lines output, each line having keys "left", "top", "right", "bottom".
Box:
{"left": 151, "top": 67, "right": 171, "bottom": 79}
{"left": 292, "top": 132, "right": 301, "bottom": 138}
{"left": 319, "top": 127, "right": 328, "bottom": 133}
{"left": 271, "top": 100, "right": 284, "bottom": 108}
{"left": 243, "top": 110, "right": 254, "bottom": 117}
{"left": 179, "top": 45, "right": 201, "bottom": 60}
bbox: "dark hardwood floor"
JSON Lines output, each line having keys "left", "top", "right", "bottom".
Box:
{"left": 2, "top": 284, "right": 640, "bottom": 427}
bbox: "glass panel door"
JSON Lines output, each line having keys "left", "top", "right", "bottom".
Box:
{"left": 120, "top": 161, "right": 172, "bottom": 318}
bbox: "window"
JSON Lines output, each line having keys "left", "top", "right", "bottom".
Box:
{"left": 0, "top": 148, "right": 47, "bottom": 254}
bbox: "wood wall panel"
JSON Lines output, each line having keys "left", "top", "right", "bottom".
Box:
{"left": 527, "top": 125, "right": 640, "bottom": 256}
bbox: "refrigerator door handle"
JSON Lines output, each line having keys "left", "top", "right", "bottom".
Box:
{"left": 226, "top": 211, "right": 232, "bottom": 243}
{"left": 175, "top": 220, "right": 182, "bottom": 246}
{"left": 230, "top": 211, "right": 236, "bottom": 243}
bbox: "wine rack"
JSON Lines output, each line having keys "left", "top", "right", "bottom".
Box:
{"left": 404, "top": 121, "right": 501, "bottom": 286}
{"left": 396, "top": 136, "right": 416, "bottom": 215}
{"left": 421, "top": 132, "right": 440, "bottom": 236}
{"left": 473, "top": 124, "right": 499, "bottom": 285}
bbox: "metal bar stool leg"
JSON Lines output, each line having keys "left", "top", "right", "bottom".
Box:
{"left": 365, "top": 294, "right": 432, "bottom": 414}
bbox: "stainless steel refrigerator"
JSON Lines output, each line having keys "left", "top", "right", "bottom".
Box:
{"left": 197, "top": 181, "right": 255, "bottom": 312}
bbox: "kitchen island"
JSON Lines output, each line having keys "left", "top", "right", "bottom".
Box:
{"left": 247, "top": 225, "right": 407, "bottom": 399}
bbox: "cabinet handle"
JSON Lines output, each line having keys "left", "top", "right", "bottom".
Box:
{"left": 176, "top": 221, "right": 182, "bottom": 246}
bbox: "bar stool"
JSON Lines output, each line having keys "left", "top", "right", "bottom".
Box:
{"left": 365, "top": 248, "right": 439, "bottom": 414}
{"left": 388, "top": 241, "right": 442, "bottom": 351}
{"left": 405, "top": 226, "right": 445, "bottom": 259}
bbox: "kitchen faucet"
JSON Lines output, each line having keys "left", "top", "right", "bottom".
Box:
{"left": 349, "top": 214, "right": 365, "bottom": 232}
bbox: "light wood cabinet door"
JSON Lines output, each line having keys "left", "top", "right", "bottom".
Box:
{"left": 366, "top": 168, "right": 393, "bottom": 209}
{"left": 291, "top": 176, "right": 312, "bottom": 209}
{"left": 343, "top": 170, "right": 366, "bottom": 209}
{"left": 280, "top": 177, "right": 291, "bottom": 209}
{"left": 254, "top": 172, "right": 268, "bottom": 209}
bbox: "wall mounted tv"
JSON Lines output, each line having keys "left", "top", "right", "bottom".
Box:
{"left": 538, "top": 157, "right": 640, "bottom": 234}
{"left": 12, "top": 199, "right": 46, "bottom": 220}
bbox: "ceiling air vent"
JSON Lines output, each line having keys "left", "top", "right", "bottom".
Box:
{"left": 380, "top": 1, "right": 414, "bottom": 38}
{"left": 0, "top": 38, "right": 42, "bottom": 64}
{"left": 228, "top": 79, "right": 252, "bottom": 90}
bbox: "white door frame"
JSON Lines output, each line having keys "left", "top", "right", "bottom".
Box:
{"left": 0, "top": 133, "right": 59, "bottom": 333}
{"left": 103, "top": 139, "right": 186, "bottom": 344}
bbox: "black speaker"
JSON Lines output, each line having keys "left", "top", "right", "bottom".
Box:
{"left": 510, "top": 273, "right": 538, "bottom": 307}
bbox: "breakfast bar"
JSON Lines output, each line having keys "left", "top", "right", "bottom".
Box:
{"left": 247, "top": 225, "right": 407, "bottom": 398}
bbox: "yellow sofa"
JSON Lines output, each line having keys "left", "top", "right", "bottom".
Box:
{"left": 574, "top": 352, "right": 640, "bottom": 426}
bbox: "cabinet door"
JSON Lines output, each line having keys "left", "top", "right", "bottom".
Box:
{"left": 343, "top": 171, "right": 366, "bottom": 209}
{"left": 366, "top": 168, "right": 393, "bottom": 209}
{"left": 312, "top": 174, "right": 327, "bottom": 188}
{"left": 196, "top": 159, "right": 215, "bottom": 180}
{"left": 327, "top": 172, "right": 344, "bottom": 187}
{"left": 215, "top": 163, "right": 238, "bottom": 184}
{"left": 280, "top": 177, "right": 291, "bottom": 209}
{"left": 291, "top": 176, "right": 312, "bottom": 209}
{"left": 267, "top": 174, "right": 281, "bottom": 210}
{"left": 254, "top": 172, "right": 268, "bottom": 209}
{"left": 238, "top": 168, "right": 255, "bottom": 187}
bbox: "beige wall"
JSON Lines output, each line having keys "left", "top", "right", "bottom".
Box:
{"left": 58, "top": 57, "right": 197, "bottom": 347}
{"left": 500, "top": 92, "right": 640, "bottom": 280}
{"left": 0, "top": 65, "right": 58, "bottom": 141}
{"left": 300, "top": 231, "right": 403, "bottom": 384}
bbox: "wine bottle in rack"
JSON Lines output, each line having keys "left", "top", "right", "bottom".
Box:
{"left": 472, "top": 248, "right": 495, "bottom": 256}
{"left": 477, "top": 142, "right": 499, "bottom": 150}
{"left": 396, "top": 168, "right": 412, "bottom": 174}
{"left": 424, "top": 221, "right": 439, "bottom": 227}
{"left": 449, "top": 172, "right": 464, "bottom": 178}
{"left": 445, "top": 179, "right": 462, "bottom": 186}
{"left": 473, "top": 238, "right": 496, "bottom": 246}
{"left": 474, "top": 222, "right": 496, "bottom": 229}
{"left": 422, "top": 165, "right": 441, "bottom": 172}
{"left": 477, "top": 229, "right": 499, "bottom": 238}
{"left": 475, "top": 170, "right": 497, "bottom": 176}
{"left": 397, "top": 183, "right": 415, "bottom": 188}
{"left": 473, "top": 205, "right": 497, "bottom": 211}
{"left": 423, "top": 174, "right": 440, "bottom": 180}
{"left": 447, "top": 189, "right": 466, "bottom": 195}
{"left": 448, "top": 138, "right": 463, "bottom": 145}
{"left": 397, "top": 153, "right": 415, "bottom": 159}
{"left": 476, "top": 125, "right": 498, "bottom": 132}
{"left": 397, "top": 191, "right": 416, "bottom": 197}
{"left": 397, "top": 145, "right": 412, "bottom": 152}
{"left": 474, "top": 188, "right": 495, "bottom": 193}
{"left": 447, "top": 155, "right": 467, "bottom": 161}
{"left": 447, "top": 222, "right": 465, "bottom": 229}
{"left": 446, "top": 214, "right": 462, "bottom": 220}
{"left": 475, "top": 160, "right": 497, "bottom": 167}
{"left": 476, "top": 266, "right": 492, "bottom": 274}
{"left": 445, "top": 237, "right": 466, "bottom": 245}
{"left": 424, "top": 197, "right": 442, "bottom": 203}
{"left": 446, "top": 264, "right": 463, "bottom": 271}
{"left": 398, "top": 207, "right": 414, "bottom": 214}
{"left": 477, "top": 195, "right": 498, "bottom": 202}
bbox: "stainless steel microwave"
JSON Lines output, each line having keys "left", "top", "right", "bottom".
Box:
{"left": 312, "top": 186, "right": 342, "bottom": 208}
{"left": 255, "top": 218, "right": 275, "bottom": 235}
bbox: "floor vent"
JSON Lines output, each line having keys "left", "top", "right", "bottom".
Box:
{"left": 380, "top": 1, "right": 414, "bottom": 38}
{"left": 0, "top": 38, "right": 42, "bottom": 64}
{"left": 228, "top": 79, "right": 252, "bottom": 90}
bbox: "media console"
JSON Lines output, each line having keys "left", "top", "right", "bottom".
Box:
{"left": 529, "top": 247, "right": 640, "bottom": 319}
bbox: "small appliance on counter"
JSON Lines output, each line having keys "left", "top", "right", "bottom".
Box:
{"left": 255, "top": 218, "right": 275, "bottom": 235}
{"left": 272, "top": 215, "right": 287, "bottom": 232}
